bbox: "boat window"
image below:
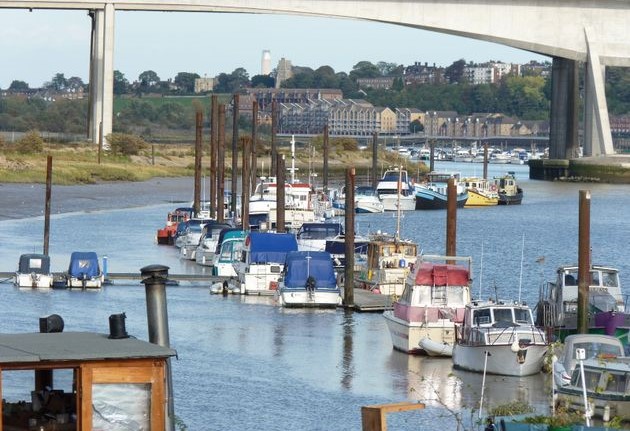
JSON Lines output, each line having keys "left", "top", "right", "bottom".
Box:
{"left": 446, "top": 286, "right": 466, "bottom": 305}
{"left": 571, "top": 369, "right": 601, "bottom": 391}
{"left": 564, "top": 271, "right": 578, "bottom": 286}
{"left": 514, "top": 308, "right": 532, "bottom": 324}
{"left": 590, "top": 271, "right": 600, "bottom": 286}
{"left": 220, "top": 242, "right": 233, "bottom": 260}
{"left": 603, "top": 272, "right": 619, "bottom": 287}
{"left": 493, "top": 308, "right": 513, "bottom": 324}
{"left": 474, "top": 309, "right": 491, "bottom": 325}
{"left": 93, "top": 383, "right": 151, "bottom": 430}
{"left": 604, "top": 372, "right": 627, "bottom": 393}
{"left": 573, "top": 342, "right": 623, "bottom": 359}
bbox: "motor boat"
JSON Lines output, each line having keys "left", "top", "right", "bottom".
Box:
{"left": 15, "top": 253, "right": 53, "bottom": 288}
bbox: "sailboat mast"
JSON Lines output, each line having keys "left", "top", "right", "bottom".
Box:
{"left": 396, "top": 166, "right": 402, "bottom": 241}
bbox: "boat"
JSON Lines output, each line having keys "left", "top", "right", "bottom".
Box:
{"left": 324, "top": 234, "right": 370, "bottom": 272}
{"left": 382, "top": 254, "right": 472, "bottom": 355}
{"left": 535, "top": 264, "right": 630, "bottom": 345}
{"left": 277, "top": 251, "right": 342, "bottom": 308}
{"left": 195, "top": 222, "right": 234, "bottom": 266}
{"left": 460, "top": 177, "right": 499, "bottom": 207}
{"left": 494, "top": 172, "right": 523, "bottom": 205}
{"left": 355, "top": 186, "right": 385, "bottom": 213}
{"left": 556, "top": 355, "right": 630, "bottom": 421}
{"left": 67, "top": 251, "right": 104, "bottom": 288}
{"left": 177, "top": 218, "right": 213, "bottom": 259}
{"left": 156, "top": 207, "right": 192, "bottom": 245}
{"left": 452, "top": 300, "right": 548, "bottom": 376}
{"left": 488, "top": 152, "right": 512, "bottom": 164}
{"left": 230, "top": 231, "right": 298, "bottom": 295}
{"left": 375, "top": 167, "right": 416, "bottom": 212}
{"left": 296, "top": 222, "right": 344, "bottom": 252}
{"left": 553, "top": 334, "right": 625, "bottom": 387}
{"left": 15, "top": 253, "right": 53, "bottom": 288}
{"left": 328, "top": 186, "right": 384, "bottom": 214}
{"left": 413, "top": 172, "right": 468, "bottom": 210}
{"left": 354, "top": 232, "right": 418, "bottom": 297}
{"left": 212, "top": 228, "right": 247, "bottom": 278}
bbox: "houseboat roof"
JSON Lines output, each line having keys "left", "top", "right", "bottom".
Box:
{"left": 0, "top": 332, "right": 176, "bottom": 365}
{"left": 414, "top": 262, "right": 470, "bottom": 286}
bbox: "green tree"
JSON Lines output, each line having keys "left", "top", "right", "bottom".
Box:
{"left": 139, "top": 70, "right": 160, "bottom": 88}
{"left": 113, "top": 70, "right": 129, "bottom": 95}
{"left": 45, "top": 73, "right": 68, "bottom": 91}
{"left": 349, "top": 61, "right": 381, "bottom": 80}
{"left": 66, "top": 76, "right": 85, "bottom": 91}
{"left": 377, "top": 62, "right": 403, "bottom": 77}
{"left": 213, "top": 68, "right": 249, "bottom": 93}
{"left": 251, "top": 74, "right": 275, "bottom": 88}
{"left": 444, "top": 59, "right": 466, "bottom": 84}
{"left": 8, "top": 80, "right": 29, "bottom": 91}
{"left": 173, "top": 72, "right": 200, "bottom": 94}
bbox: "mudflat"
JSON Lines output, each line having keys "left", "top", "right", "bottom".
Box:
{"left": 0, "top": 177, "right": 196, "bottom": 221}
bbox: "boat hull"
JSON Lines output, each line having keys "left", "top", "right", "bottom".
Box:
{"left": 419, "top": 338, "right": 453, "bottom": 357}
{"left": 383, "top": 311, "right": 457, "bottom": 354}
{"left": 15, "top": 273, "right": 53, "bottom": 288}
{"left": 379, "top": 195, "right": 416, "bottom": 212}
{"left": 68, "top": 277, "right": 103, "bottom": 289}
{"left": 452, "top": 343, "right": 547, "bottom": 376}
{"left": 498, "top": 190, "right": 523, "bottom": 205}
{"left": 278, "top": 289, "right": 341, "bottom": 308}
{"left": 464, "top": 190, "right": 499, "bottom": 207}
{"left": 415, "top": 190, "right": 468, "bottom": 210}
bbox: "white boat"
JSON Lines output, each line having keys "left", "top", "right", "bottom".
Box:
{"left": 15, "top": 253, "right": 53, "bottom": 288}
{"left": 354, "top": 232, "right": 418, "bottom": 297}
{"left": 535, "top": 264, "right": 630, "bottom": 342}
{"left": 452, "top": 300, "right": 548, "bottom": 376}
{"left": 383, "top": 254, "right": 472, "bottom": 355}
{"left": 355, "top": 186, "right": 385, "bottom": 213}
{"left": 210, "top": 229, "right": 247, "bottom": 293}
{"left": 375, "top": 167, "right": 416, "bottom": 211}
{"left": 553, "top": 333, "right": 625, "bottom": 387}
{"left": 195, "top": 222, "right": 234, "bottom": 266}
{"left": 556, "top": 356, "right": 630, "bottom": 421}
{"left": 296, "top": 222, "right": 344, "bottom": 252}
{"left": 67, "top": 251, "right": 104, "bottom": 289}
{"left": 277, "top": 251, "right": 342, "bottom": 308}
{"left": 413, "top": 172, "right": 468, "bottom": 210}
{"left": 230, "top": 231, "right": 298, "bottom": 295}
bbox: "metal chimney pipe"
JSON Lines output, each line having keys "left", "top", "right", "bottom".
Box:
{"left": 140, "top": 264, "right": 174, "bottom": 431}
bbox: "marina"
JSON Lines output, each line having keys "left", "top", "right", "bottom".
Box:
{"left": 1, "top": 161, "right": 630, "bottom": 430}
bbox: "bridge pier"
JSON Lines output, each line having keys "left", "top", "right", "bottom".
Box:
{"left": 87, "top": 5, "right": 114, "bottom": 145}
{"left": 549, "top": 57, "right": 580, "bottom": 160}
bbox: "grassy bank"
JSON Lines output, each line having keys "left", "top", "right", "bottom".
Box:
{"left": 0, "top": 141, "right": 428, "bottom": 186}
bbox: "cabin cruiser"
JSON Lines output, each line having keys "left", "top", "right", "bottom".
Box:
{"left": 195, "top": 222, "right": 234, "bottom": 266}
{"left": 383, "top": 255, "right": 472, "bottom": 355}
{"left": 375, "top": 167, "right": 416, "bottom": 211}
{"left": 414, "top": 172, "right": 468, "bottom": 210}
{"left": 177, "top": 218, "right": 213, "bottom": 259}
{"left": 67, "top": 251, "right": 104, "bottom": 289}
{"left": 296, "top": 222, "right": 344, "bottom": 252}
{"left": 452, "top": 300, "right": 548, "bottom": 376}
{"left": 536, "top": 264, "right": 630, "bottom": 343}
{"left": 277, "top": 251, "right": 342, "bottom": 308}
{"left": 493, "top": 172, "right": 523, "bottom": 205}
{"left": 230, "top": 232, "right": 298, "bottom": 295}
{"left": 212, "top": 229, "right": 247, "bottom": 278}
{"left": 15, "top": 253, "right": 53, "bottom": 288}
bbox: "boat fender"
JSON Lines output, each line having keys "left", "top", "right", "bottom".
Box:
{"left": 336, "top": 273, "right": 345, "bottom": 287}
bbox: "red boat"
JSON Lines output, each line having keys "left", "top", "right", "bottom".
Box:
{"left": 156, "top": 207, "right": 193, "bottom": 245}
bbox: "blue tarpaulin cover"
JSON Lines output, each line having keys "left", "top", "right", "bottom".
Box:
{"left": 68, "top": 251, "right": 100, "bottom": 278}
{"left": 248, "top": 232, "right": 297, "bottom": 264}
{"left": 283, "top": 251, "right": 337, "bottom": 289}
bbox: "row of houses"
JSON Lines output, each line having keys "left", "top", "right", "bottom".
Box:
{"left": 238, "top": 88, "right": 547, "bottom": 138}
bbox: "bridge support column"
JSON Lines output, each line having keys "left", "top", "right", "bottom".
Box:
{"left": 87, "top": 5, "right": 114, "bottom": 145}
{"left": 549, "top": 57, "right": 579, "bottom": 159}
{"left": 583, "top": 28, "right": 614, "bottom": 156}
{"left": 88, "top": 9, "right": 104, "bottom": 143}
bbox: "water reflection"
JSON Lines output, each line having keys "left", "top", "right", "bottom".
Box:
{"left": 341, "top": 309, "right": 355, "bottom": 390}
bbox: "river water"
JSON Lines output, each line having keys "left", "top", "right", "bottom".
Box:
{"left": 0, "top": 162, "right": 629, "bottom": 430}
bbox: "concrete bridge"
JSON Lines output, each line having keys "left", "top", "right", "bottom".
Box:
{"left": 2, "top": 0, "right": 629, "bottom": 159}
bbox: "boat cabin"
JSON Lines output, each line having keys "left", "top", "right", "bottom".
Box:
{"left": 550, "top": 265, "right": 624, "bottom": 317}
{"left": 0, "top": 329, "right": 175, "bottom": 430}
{"left": 463, "top": 301, "right": 535, "bottom": 328}
{"left": 212, "top": 229, "right": 246, "bottom": 277}
{"left": 15, "top": 254, "right": 53, "bottom": 288}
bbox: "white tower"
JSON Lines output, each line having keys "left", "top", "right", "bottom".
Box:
{"left": 261, "top": 50, "right": 272, "bottom": 76}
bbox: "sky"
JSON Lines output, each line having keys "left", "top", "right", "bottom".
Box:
{"left": 0, "top": 9, "right": 549, "bottom": 88}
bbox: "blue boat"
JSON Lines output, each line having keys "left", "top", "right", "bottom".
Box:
{"left": 231, "top": 232, "right": 298, "bottom": 295}
{"left": 67, "top": 251, "right": 103, "bottom": 288}
{"left": 278, "top": 251, "right": 342, "bottom": 308}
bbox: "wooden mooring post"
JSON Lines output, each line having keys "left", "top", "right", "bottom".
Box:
{"left": 361, "top": 402, "right": 425, "bottom": 431}
{"left": 578, "top": 190, "right": 591, "bottom": 334}
{"left": 344, "top": 167, "right": 355, "bottom": 307}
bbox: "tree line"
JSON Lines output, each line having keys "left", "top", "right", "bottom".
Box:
{"left": 1, "top": 60, "right": 630, "bottom": 136}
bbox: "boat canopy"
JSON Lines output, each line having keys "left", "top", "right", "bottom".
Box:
{"left": 214, "top": 228, "right": 246, "bottom": 253}
{"left": 18, "top": 253, "right": 51, "bottom": 274}
{"left": 297, "top": 222, "right": 343, "bottom": 240}
{"left": 414, "top": 263, "right": 470, "bottom": 286}
{"left": 247, "top": 232, "right": 297, "bottom": 264}
{"left": 68, "top": 252, "right": 100, "bottom": 278}
{"left": 283, "top": 251, "right": 337, "bottom": 289}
